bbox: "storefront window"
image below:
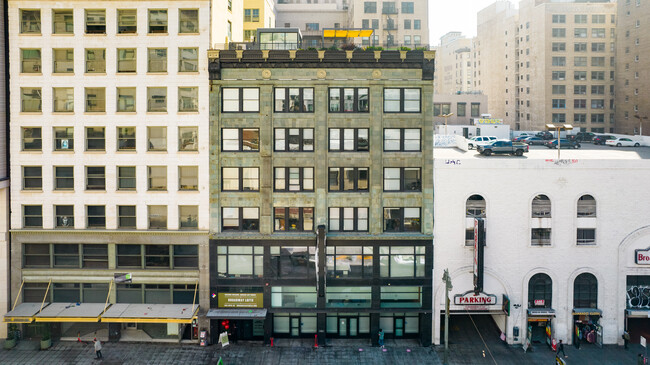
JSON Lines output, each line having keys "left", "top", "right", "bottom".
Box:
{"left": 573, "top": 273, "right": 598, "bottom": 308}
{"left": 216, "top": 246, "right": 263, "bottom": 278}
{"left": 326, "top": 246, "right": 373, "bottom": 278}
{"left": 380, "top": 287, "right": 422, "bottom": 308}
{"left": 379, "top": 313, "right": 419, "bottom": 334}
{"left": 528, "top": 273, "right": 553, "bottom": 308}
{"left": 379, "top": 246, "right": 426, "bottom": 277}
{"left": 270, "top": 246, "right": 316, "bottom": 278}
{"left": 325, "top": 287, "right": 371, "bottom": 308}
{"left": 626, "top": 275, "right": 650, "bottom": 309}
{"left": 271, "top": 287, "right": 317, "bottom": 308}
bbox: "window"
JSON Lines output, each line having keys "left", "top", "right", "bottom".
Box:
{"left": 85, "top": 87, "right": 105, "bottom": 112}
{"left": 21, "top": 88, "right": 41, "bottom": 112}
{"left": 591, "top": 28, "right": 605, "bottom": 38}
{"left": 379, "top": 246, "right": 425, "bottom": 277}
{"left": 147, "top": 87, "right": 167, "bottom": 112}
{"left": 117, "top": 245, "right": 141, "bottom": 267}
{"left": 574, "top": 56, "right": 587, "bottom": 67}
{"left": 574, "top": 114, "right": 587, "bottom": 123}
{"left": 149, "top": 9, "right": 168, "bottom": 33}
{"left": 384, "top": 167, "right": 421, "bottom": 191}
{"left": 274, "top": 167, "right": 313, "bottom": 192}
{"left": 574, "top": 85, "right": 587, "bottom": 95}
{"left": 85, "top": 9, "right": 106, "bottom": 34}
{"left": 54, "top": 166, "right": 74, "bottom": 190}
{"left": 328, "top": 88, "right": 369, "bottom": 113}
{"left": 86, "top": 127, "right": 105, "bottom": 150}
{"left": 217, "top": 246, "right": 264, "bottom": 278}
{"left": 274, "top": 128, "right": 314, "bottom": 152}
{"left": 577, "top": 195, "right": 596, "bottom": 217}
{"left": 575, "top": 14, "right": 587, "bottom": 24}
{"left": 221, "top": 167, "right": 258, "bottom": 191}
{"left": 222, "top": 128, "right": 259, "bottom": 151}
{"left": 591, "top": 71, "right": 604, "bottom": 80}
{"left": 591, "top": 114, "right": 605, "bottom": 123}
{"left": 274, "top": 207, "right": 314, "bottom": 231}
{"left": 414, "top": 20, "right": 421, "bottom": 30}
{"left": 384, "top": 88, "right": 420, "bottom": 113}
{"left": 271, "top": 287, "right": 317, "bottom": 308}
{"left": 53, "top": 88, "right": 74, "bottom": 112}
{"left": 574, "top": 99, "right": 586, "bottom": 109}
{"left": 457, "top": 102, "right": 466, "bottom": 116}
{"left": 528, "top": 273, "right": 552, "bottom": 307}
{"left": 383, "top": 128, "right": 420, "bottom": 151}
{"left": 574, "top": 42, "right": 587, "bottom": 52}
{"left": 466, "top": 195, "right": 486, "bottom": 218}
{"left": 86, "top": 166, "right": 105, "bottom": 190}
{"left": 574, "top": 273, "right": 597, "bottom": 307}
{"left": 22, "top": 128, "right": 42, "bottom": 151}
{"left": 23, "top": 244, "right": 49, "bottom": 267}
{"left": 380, "top": 287, "right": 422, "bottom": 309}
{"left": 552, "top": 99, "right": 566, "bottom": 109}
{"left": 402, "top": 2, "right": 414, "bottom": 13}
{"left": 471, "top": 103, "right": 481, "bottom": 117}
{"left": 574, "top": 71, "right": 587, "bottom": 81}
{"left": 244, "top": 8, "right": 260, "bottom": 22}
{"left": 531, "top": 228, "right": 551, "bottom": 246}
{"left": 591, "top": 57, "right": 605, "bottom": 67}
{"left": 173, "top": 246, "right": 198, "bottom": 269}
{"left": 54, "top": 127, "right": 74, "bottom": 151}
{"left": 329, "top": 167, "right": 369, "bottom": 192}
{"left": 222, "top": 207, "right": 259, "bottom": 231}
{"left": 23, "top": 166, "right": 42, "bottom": 190}
{"left": 326, "top": 287, "right": 371, "bottom": 308}
{"left": 577, "top": 228, "right": 596, "bottom": 245}
{"left": 179, "top": 9, "right": 199, "bottom": 33}
{"left": 227, "top": 21, "right": 232, "bottom": 39}
{"left": 383, "top": 208, "right": 420, "bottom": 232}
{"left": 329, "top": 207, "right": 368, "bottom": 232}
{"left": 21, "top": 49, "right": 41, "bottom": 73}
{"left": 364, "top": 2, "right": 377, "bottom": 13}
{"left": 85, "top": 49, "right": 106, "bottom": 73}
{"left": 117, "top": 48, "right": 137, "bottom": 73}
{"left": 53, "top": 244, "right": 79, "bottom": 267}
{"left": 591, "top": 42, "right": 605, "bottom": 52}
{"left": 148, "top": 166, "right": 167, "bottom": 190}
{"left": 87, "top": 205, "right": 106, "bottom": 228}
{"left": 23, "top": 205, "right": 43, "bottom": 228}
{"left": 552, "top": 71, "right": 565, "bottom": 80}
{"left": 532, "top": 194, "right": 551, "bottom": 217}
{"left": 117, "top": 166, "right": 136, "bottom": 190}
{"left": 552, "top": 14, "right": 565, "bottom": 23}
{"left": 118, "top": 205, "right": 136, "bottom": 228}
{"left": 147, "top": 127, "right": 167, "bottom": 151}
{"left": 117, "top": 127, "right": 136, "bottom": 151}
{"left": 53, "top": 9, "right": 73, "bottom": 34}
{"left": 117, "top": 9, "right": 137, "bottom": 33}
{"left": 306, "top": 23, "right": 319, "bottom": 31}
{"left": 591, "top": 100, "right": 604, "bottom": 109}
{"left": 574, "top": 28, "right": 587, "bottom": 38}
{"left": 148, "top": 48, "right": 167, "bottom": 72}
{"left": 179, "top": 127, "right": 198, "bottom": 151}
{"left": 222, "top": 88, "right": 260, "bottom": 112}
{"left": 383, "top": 2, "right": 397, "bottom": 14}
{"left": 404, "top": 19, "right": 411, "bottom": 29}
{"left": 552, "top": 28, "right": 565, "bottom": 37}
{"left": 275, "top": 88, "right": 314, "bottom": 112}
{"left": 148, "top": 205, "right": 167, "bottom": 229}
{"left": 326, "top": 246, "right": 372, "bottom": 278}
{"left": 179, "top": 48, "right": 198, "bottom": 72}
{"left": 177, "top": 87, "right": 198, "bottom": 112}
{"left": 329, "top": 129, "right": 369, "bottom": 151}
{"left": 117, "top": 88, "right": 136, "bottom": 112}
{"left": 20, "top": 9, "right": 41, "bottom": 34}
{"left": 552, "top": 42, "right": 565, "bottom": 51}
{"left": 179, "top": 206, "right": 198, "bottom": 230}
{"left": 591, "top": 85, "right": 604, "bottom": 95}
{"left": 433, "top": 103, "right": 451, "bottom": 116}
{"left": 271, "top": 248, "right": 316, "bottom": 279}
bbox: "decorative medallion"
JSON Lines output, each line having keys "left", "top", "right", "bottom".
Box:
{"left": 372, "top": 69, "right": 382, "bottom": 79}
{"left": 262, "top": 69, "right": 272, "bottom": 79}
{"left": 317, "top": 69, "right": 327, "bottom": 79}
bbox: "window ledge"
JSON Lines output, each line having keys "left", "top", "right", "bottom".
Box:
{"left": 147, "top": 72, "right": 168, "bottom": 75}
{"left": 148, "top": 33, "right": 169, "bottom": 36}
{"left": 147, "top": 150, "right": 168, "bottom": 153}
{"left": 117, "top": 72, "right": 137, "bottom": 75}
{"left": 21, "top": 150, "right": 43, "bottom": 153}
{"left": 19, "top": 73, "right": 43, "bottom": 76}
{"left": 117, "top": 33, "right": 138, "bottom": 36}
{"left": 84, "top": 112, "right": 107, "bottom": 115}
{"left": 116, "top": 150, "right": 137, "bottom": 153}
{"left": 178, "top": 111, "right": 199, "bottom": 114}
{"left": 84, "top": 189, "right": 107, "bottom": 192}
{"left": 147, "top": 112, "right": 168, "bottom": 114}
{"left": 179, "top": 33, "right": 200, "bottom": 36}
{"left": 178, "top": 150, "right": 199, "bottom": 153}
{"left": 84, "top": 33, "right": 107, "bottom": 36}
{"left": 85, "top": 73, "right": 107, "bottom": 76}
{"left": 19, "top": 33, "right": 42, "bottom": 36}
{"left": 53, "top": 150, "right": 75, "bottom": 153}
{"left": 85, "top": 150, "right": 107, "bottom": 153}
{"left": 116, "top": 111, "right": 137, "bottom": 114}
{"left": 21, "top": 189, "right": 43, "bottom": 192}
{"left": 178, "top": 72, "right": 200, "bottom": 75}
{"left": 52, "top": 33, "right": 74, "bottom": 36}
{"left": 52, "top": 73, "right": 75, "bottom": 76}
{"left": 53, "top": 112, "right": 75, "bottom": 115}
{"left": 52, "top": 189, "right": 75, "bottom": 192}
{"left": 20, "top": 112, "right": 43, "bottom": 115}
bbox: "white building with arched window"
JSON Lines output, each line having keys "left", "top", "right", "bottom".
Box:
{"left": 432, "top": 148, "right": 650, "bottom": 349}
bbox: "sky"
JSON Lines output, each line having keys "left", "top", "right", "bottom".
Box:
{"left": 428, "top": 0, "right": 516, "bottom": 46}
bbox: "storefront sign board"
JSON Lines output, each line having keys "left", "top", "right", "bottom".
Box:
{"left": 635, "top": 247, "right": 650, "bottom": 265}
{"left": 218, "top": 293, "right": 263, "bottom": 308}
{"left": 454, "top": 290, "right": 497, "bottom": 305}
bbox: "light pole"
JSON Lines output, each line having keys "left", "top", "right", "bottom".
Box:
{"left": 442, "top": 113, "right": 454, "bottom": 136}
{"left": 442, "top": 269, "right": 453, "bottom": 365}
{"left": 635, "top": 114, "right": 648, "bottom": 136}
{"left": 545, "top": 123, "right": 573, "bottom": 160}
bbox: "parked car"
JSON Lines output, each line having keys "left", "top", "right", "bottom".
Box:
{"left": 477, "top": 140, "right": 529, "bottom": 156}
{"left": 467, "top": 136, "right": 498, "bottom": 149}
{"left": 605, "top": 137, "right": 641, "bottom": 147}
{"left": 574, "top": 132, "right": 596, "bottom": 142}
{"left": 592, "top": 135, "right": 616, "bottom": 145}
{"left": 545, "top": 139, "right": 581, "bottom": 149}
{"left": 512, "top": 133, "right": 534, "bottom": 142}
{"left": 522, "top": 136, "right": 546, "bottom": 145}
{"left": 535, "top": 131, "right": 554, "bottom": 140}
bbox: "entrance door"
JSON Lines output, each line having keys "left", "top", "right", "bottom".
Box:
{"left": 349, "top": 318, "right": 358, "bottom": 337}
{"left": 463, "top": 128, "right": 469, "bottom": 138}
{"left": 394, "top": 317, "right": 405, "bottom": 338}
{"left": 339, "top": 318, "right": 348, "bottom": 336}
{"left": 290, "top": 317, "right": 300, "bottom": 337}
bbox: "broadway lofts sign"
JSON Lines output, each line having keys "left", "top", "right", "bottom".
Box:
{"left": 635, "top": 247, "right": 650, "bottom": 265}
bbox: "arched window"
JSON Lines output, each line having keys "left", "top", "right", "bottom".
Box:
{"left": 577, "top": 195, "right": 596, "bottom": 217}
{"left": 528, "top": 273, "right": 552, "bottom": 308}
{"left": 532, "top": 195, "right": 551, "bottom": 218}
{"left": 466, "top": 195, "right": 486, "bottom": 218}
{"left": 574, "top": 273, "right": 598, "bottom": 308}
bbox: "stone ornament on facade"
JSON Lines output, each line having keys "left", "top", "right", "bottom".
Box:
{"left": 262, "top": 69, "right": 271, "bottom": 79}
{"left": 372, "top": 69, "right": 382, "bottom": 79}
{"left": 317, "top": 69, "right": 327, "bottom": 79}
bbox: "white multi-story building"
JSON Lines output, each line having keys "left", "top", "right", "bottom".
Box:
{"left": 0, "top": 0, "right": 11, "bottom": 339}
{"left": 432, "top": 148, "right": 650, "bottom": 348}
{"left": 4, "top": 0, "right": 238, "bottom": 342}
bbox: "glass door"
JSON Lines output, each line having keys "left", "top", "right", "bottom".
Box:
{"left": 394, "top": 317, "right": 405, "bottom": 337}
{"left": 338, "top": 318, "right": 348, "bottom": 336}
{"left": 349, "top": 318, "right": 358, "bottom": 337}
{"left": 290, "top": 317, "right": 300, "bottom": 337}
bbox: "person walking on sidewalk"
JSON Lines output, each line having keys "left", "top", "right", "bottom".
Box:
{"left": 93, "top": 339, "right": 103, "bottom": 359}
{"left": 378, "top": 329, "right": 385, "bottom": 349}
{"left": 556, "top": 339, "right": 568, "bottom": 358}
{"left": 623, "top": 331, "right": 630, "bottom": 350}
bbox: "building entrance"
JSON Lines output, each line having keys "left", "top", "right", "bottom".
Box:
{"left": 442, "top": 313, "right": 502, "bottom": 345}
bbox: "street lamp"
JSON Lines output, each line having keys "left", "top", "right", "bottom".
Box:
{"left": 442, "top": 113, "right": 454, "bottom": 136}
{"left": 545, "top": 123, "right": 573, "bottom": 160}
{"left": 635, "top": 114, "right": 648, "bottom": 136}
{"left": 442, "top": 269, "right": 453, "bottom": 365}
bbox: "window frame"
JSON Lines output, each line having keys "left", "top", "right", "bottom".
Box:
{"left": 274, "top": 128, "right": 314, "bottom": 152}
{"left": 328, "top": 167, "right": 369, "bottom": 192}
{"left": 221, "top": 87, "right": 260, "bottom": 113}
{"left": 273, "top": 207, "right": 314, "bottom": 232}
{"left": 86, "top": 205, "right": 106, "bottom": 228}
{"left": 328, "top": 128, "right": 369, "bottom": 152}
{"left": 383, "top": 167, "right": 421, "bottom": 192}
{"left": 85, "top": 9, "right": 107, "bottom": 34}
{"left": 22, "top": 166, "right": 42, "bottom": 190}
{"left": 328, "top": 88, "right": 369, "bottom": 113}
{"left": 383, "top": 207, "right": 421, "bottom": 232}
{"left": 118, "top": 205, "right": 137, "bottom": 228}
{"left": 221, "top": 167, "right": 259, "bottom": 192}
{"left": 20, "top": 9, "right": 42, "bottom": 34}
{"left": 179, "top": 9, "right": 199, "bottom": 34}
{"left": 148, "top": 9, "right": 168, "bottom": 34}
{"left": 117, "top": 9, "right": 137, "bottom": 34}
{"left": 54, "top": 166, "right": 74, "bottom": 190}
{"left": 147, "top": 166, "right": 167, "bottom": 191}
{"left": 85, "top": 127, "right": 105, "bottom": 151}
{"left": 383, "top": 88, "right": 421, "bottom": 113}
{"left": 221, "top": 207, "right": 260, "bottom": 232}
{"left": 21, "top": 49, "right": 42, "bottom": 74}
{"left": 274, "top": 87, "right": 314, "bottom": 113}
{"left": 85, "top": 166, "right": 106, "bottom": 191}
{"left": 383, "top": 128, "right": 421, "bottom": 152}
{"left": 328, "top": 207, "right": 369, "bottom": 232}
{"left": 273, "top": 167, "right": 314, "bottom": 192}
{"left": 221, "top": 128, "right": 259, "bottom": 152}
{"left": 117, "top": 166, "right": 136, "bottom": 191}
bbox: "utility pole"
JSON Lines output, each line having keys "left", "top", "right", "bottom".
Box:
{"left": 442, "top": 269, "right": 453, "bottom": 365}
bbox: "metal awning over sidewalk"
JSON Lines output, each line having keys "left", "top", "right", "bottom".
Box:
{"left": 527, "top": 308, "right": 556, "bottom": 317}
{"left": 572, "top": 308, "right": 602, "bottom": 316}
{"left": 35, "top": 303, "right": 108, "bottom": 322}
{"left": 100, "top": 304, "right": 199, "bottom": 324}
{"left": 206, "top": 308, "right": 267, "bottom": 320}
{"left": 3, "top": 303, "right": 49, "bottom": 323}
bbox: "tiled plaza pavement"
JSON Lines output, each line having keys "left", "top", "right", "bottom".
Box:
{"left": 0, "top": 338, "right": 644, "bottom": 364}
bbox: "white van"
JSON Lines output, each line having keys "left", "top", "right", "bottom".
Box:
{"left": 467, "top": 136, "right": 498, "bottom": 149}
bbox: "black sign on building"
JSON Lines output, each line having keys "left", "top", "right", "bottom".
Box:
{"left": 473, "top": 218, "right": 486, "bottom": 294}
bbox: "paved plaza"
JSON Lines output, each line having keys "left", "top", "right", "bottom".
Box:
{"left": 0, "top": 338, "right": 645, "bottom": 365}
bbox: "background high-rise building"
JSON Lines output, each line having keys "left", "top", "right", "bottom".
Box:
{"left": 434, "top": 32, "right": 474, "bottom": 95}
{"left": 243, "top": 0, "right": 276, "bottom": 42}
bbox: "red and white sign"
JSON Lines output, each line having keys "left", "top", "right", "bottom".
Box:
{"left": 454, "top": 291, "right": 497, "bottom": 305}
{"left": 534, "top": 299, "right": 545, "bottom": 306}
{"left": 636, "top": 247, "right": 650, "bottom": 265}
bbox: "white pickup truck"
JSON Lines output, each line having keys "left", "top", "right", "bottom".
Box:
{"left": 467, "top": 136, "right": 498, "bottom": 150}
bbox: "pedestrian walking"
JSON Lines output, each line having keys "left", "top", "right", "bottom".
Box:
{"left": 556, "top": 339, "right": 567, "bottom": 358}
{"left": 93, "top": 338, "right": 103, "bottom": 359}
{"left": 623, "top": 331, "right": 630, "bottom": 350}
{"left": 378, "top": 328, "right": 385, "bottom": 349}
